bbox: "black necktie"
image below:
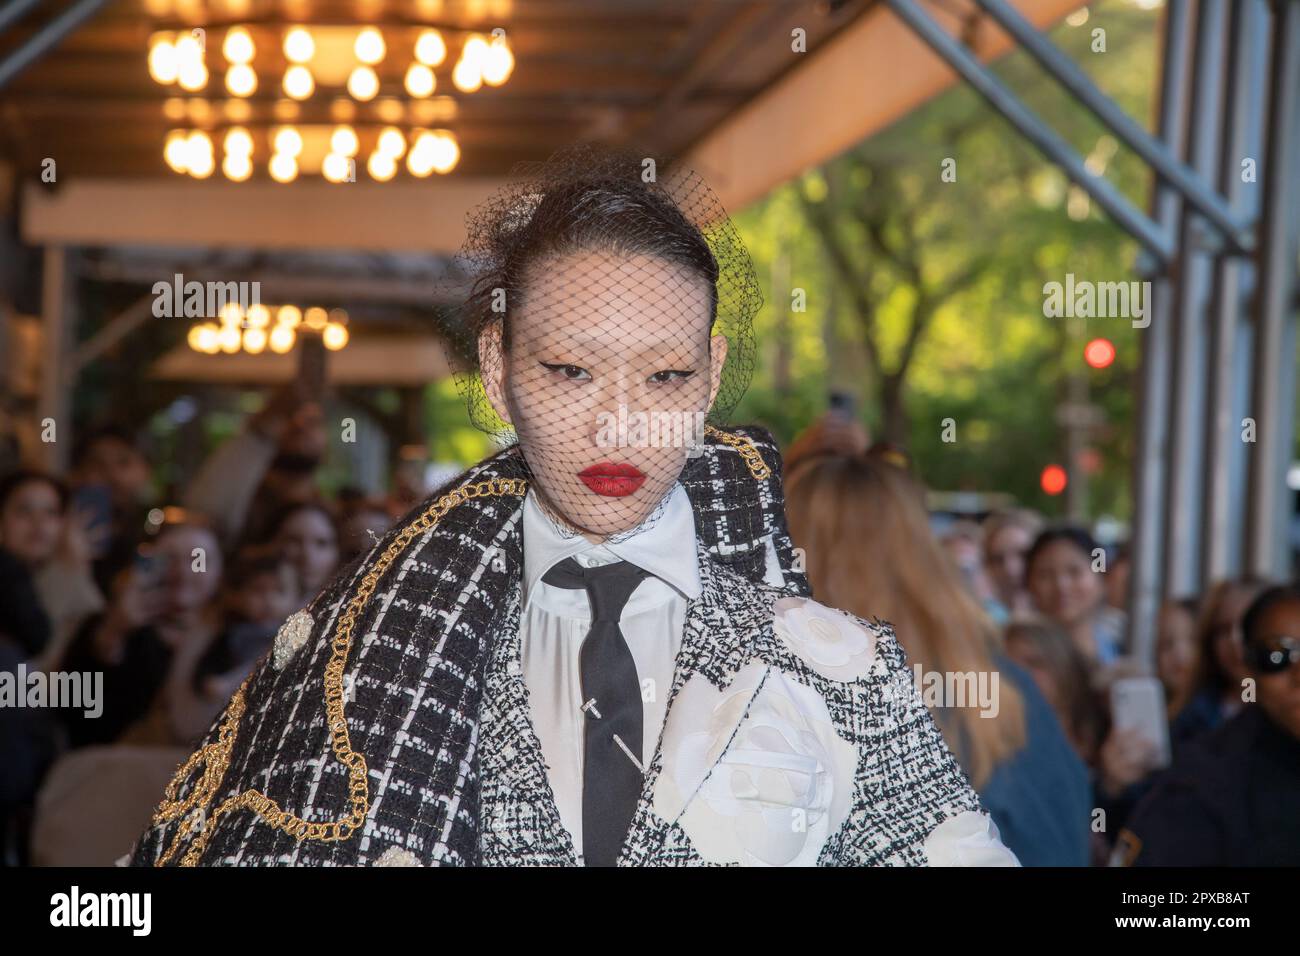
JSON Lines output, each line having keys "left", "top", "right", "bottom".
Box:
{"left": 541, "top": 555, "right": 652, "bottom": 867}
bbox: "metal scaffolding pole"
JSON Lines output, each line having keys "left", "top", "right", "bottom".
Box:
{"left": 971, "top": 0, "right": 1252, "bottom": 252}
{"left": 1162, "top": 0, "right": 1229, "bottom": 599}
{"left": 1202, "top": 0, "right": 1269, "bottom": 586}
{"left": 1128, "top": 0, "right": 1195, "bottom": 665}
{"left": 883, "top": 0, "right": 1175, "bottom": 265}
{"left": 1245, "top": 0, "right": 1300, "bottom": 577}
{"left": 0, "top": 0, "right": 107, "bottom": 91}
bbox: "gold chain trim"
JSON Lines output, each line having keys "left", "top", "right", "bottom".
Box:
{"left": 151, "top": 475, "right": 528, "bottom": 866}
{"left": 704, "top": 424, "right": 772, "bottom": 480}
{"left": 150, "top": 432, "right": 764, "bottom": 866}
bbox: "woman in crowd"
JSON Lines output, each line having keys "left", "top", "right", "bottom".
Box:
{"left": 785, "top": 451, "right": 1092, "bottom": 865}
{"left": 0, "top": 471, "right": 104, "bottom": 669}
{"left": 1169, "top": 577, "right": 1272, "bottom": 746}
{"left": 269, "top": 502, "right": 340, "bottom": 609}
{"left": 981, "top": 509, "right": 1043, "bottom": 625}
{"left": 1024, "top": 526, "right": 1127, "bottom": 675}
{"left": 58, "top": 511, "right": 225, "bottom": 748}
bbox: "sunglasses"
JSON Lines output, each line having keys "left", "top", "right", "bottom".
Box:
{"left": 1250, "top": 635, "right": 1300, "bottom": 674}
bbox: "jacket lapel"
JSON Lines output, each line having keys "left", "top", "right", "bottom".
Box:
{"left": 621, "top": 537, "right": 778, "bottom": 859}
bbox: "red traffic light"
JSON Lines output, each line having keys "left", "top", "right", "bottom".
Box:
{"left": 1041, "top": 464, "right": 1068, "bottom": 496}
{"left": 1084, "top": 337, "right": 1116, "bottom": 369}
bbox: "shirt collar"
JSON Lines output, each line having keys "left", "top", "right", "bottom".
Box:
{"left": 521, "top": 481, "right": 702, "bottom": 611}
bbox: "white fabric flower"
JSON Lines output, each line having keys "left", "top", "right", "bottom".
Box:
{"left": 373, "top": 846, "right": 423, "bottom": 867}
{"left": 923, "top": 810, "right": 1020, "bottom": 866}
{"left": 272, "top": 610, "right": 314, "bottom": 670}
{"left": 772, "top": 596, "right": 877, "bottom": 682}
{"left": 655, "top": 664, "right": 856, "bottom": 866}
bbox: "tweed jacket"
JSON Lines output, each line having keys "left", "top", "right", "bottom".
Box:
{"left": 129, "top": 426, "right": 1013, "bottom": 867}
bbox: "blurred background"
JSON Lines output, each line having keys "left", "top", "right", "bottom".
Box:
{"left": 0, "top": 0, "right": 1297, "bottom": 869}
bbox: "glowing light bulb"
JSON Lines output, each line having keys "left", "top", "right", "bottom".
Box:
{"left": 451, "top": 57, "right": 481, "bottom": 93}
{"left": 272, "top": 126, "right": 302, "bottom": 157}
{"left": 377, "top": 127, "right": 405, "bottom": 159}
{"left": 415, "top": 29, "right": 446, "bottom": 67}
{"left": 222, "top": 152, "right": 252, "bottom": 181}
{"left": 347, "top": 65, "right": 379, "bottom": 101}
{"left": 462, "top": 34, "right": 490, "bottom": 66}
{"left": 175, "top": 34, "right": 203, "bottom": 65}
{"left": 283, "top": 65, "right": 314, "bottom": 100}
{"left": 283, "top": 28, "right": 314, "bottom": 63}
{"left": 269, "top": 153, "right": 298, "bottom": 183}
{"left": 404, "top": 63, "right": 434, "bottom": 97}
{"left": 164, "top": 131, "right": 190, "bottom": 172}
{"left": 322, "top": 153, "right": 352, "bottom": 183}
{"left": 277, "top": 305, "right": 302, "bottom": 328}
{"left": 149, "top": 37, "right": 179, "bottom": 84}
{"left": 429, "top": 130, "right": 459, "bottom": 173}
{"left": 482, "top": 38, "right": 513, "bottom": 86}
{"left": 323, "top": 322, "right": 349, "bottom": 351}
{"left": 223, "top": 127, "right": 253, "bottom": 155}
{"left": 367, "top": 150, "right": 397, "bottom": 181}
{"left": 269, "top": 324, "right": 296, "bottom": 353}
{"left": 225, "top": 63, "right": 257, "bottom": 96}
{"left": 218, "top": 324, "right": 242, "bottom": 354}
{"left": 192, "top": 323, "right": 220, "bottom": 353}
{"left": 243, "top": 327, "right": 268, "bottom": 353}
{"left": 355, "top": 28, "right": 386, "bottom": 65}
{"left": 218, "top": 301, "right": 243, "bottom": 326}
{"left": 330, "top": 125, "right": 359, "bottom": 157}
{"left": 245, "top": 304, "right": 271, "bottom": 328}
{"left": 223, "top": 27, "right": 254, "bottom": 64}
{"left": 178, "top": 60, "right": 209, "bottom": 92}
{"left": 304, "top": 307, "right": 328, "bottom": 330}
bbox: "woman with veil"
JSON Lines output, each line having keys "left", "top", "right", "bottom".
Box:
{"left": 130, "top": 145, "right": 1016, "bottom": 867}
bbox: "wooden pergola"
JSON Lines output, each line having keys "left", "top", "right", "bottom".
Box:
{"left": 0, "top": 0, "right": 1081, "bottom": 468}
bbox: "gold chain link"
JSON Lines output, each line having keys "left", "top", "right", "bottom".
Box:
{"left": 152, "top": 476, "right": 528, "bottom": 866}
{"left": 703, "top": 424, "right": 772, "bottom": 480}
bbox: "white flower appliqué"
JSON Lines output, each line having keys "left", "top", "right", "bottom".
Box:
{"left": 772, "top": 596, "right": 877, "bottom": 682}
{"left": 923, "top": 810, "right": 1020, "bottom": 866}
{"left": 655, "top": 663, "right": 856, "bottom": 866}
{"left": 272, "top": 609, "right": 314, "bottom": 670}
{"left": 373, "top": 846, "right": 423, "bottom": 867}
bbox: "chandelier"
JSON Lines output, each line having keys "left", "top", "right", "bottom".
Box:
{"left": 149, "top": 25, "right": 513, "bottom": 181}
{"left": 187, "top": 304, "right": 350, "bottom": 354}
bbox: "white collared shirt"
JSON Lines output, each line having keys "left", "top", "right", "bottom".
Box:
{"left": 519, "top": 481, "right": 701, "bottom": 861}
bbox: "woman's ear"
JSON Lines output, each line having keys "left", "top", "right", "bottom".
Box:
{"left": 478, "top": 319, "right": 513, "bottom": 426}
{"left": 707, "top": 332, "right": 729, "bottom": 409}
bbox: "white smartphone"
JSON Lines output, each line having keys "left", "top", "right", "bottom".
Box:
{"left": 1109, "top": 676, "right": 1172, "bottom": 769}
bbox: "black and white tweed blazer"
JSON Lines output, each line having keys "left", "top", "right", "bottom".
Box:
{"left": 129, "top": 426, "right": 1013, "bottom": 866}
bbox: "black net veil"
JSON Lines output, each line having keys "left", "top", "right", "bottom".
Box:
{"left": 435, "top": 142, "right": 761, "bottom": 544}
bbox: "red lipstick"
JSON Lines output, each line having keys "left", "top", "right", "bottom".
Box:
{"left": 578, "top": 461, "right": 646, "bottom": 497}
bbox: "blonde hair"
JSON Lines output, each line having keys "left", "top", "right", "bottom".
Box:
{"left": 785, "top": 453, "right": 1026, "bottom": 788}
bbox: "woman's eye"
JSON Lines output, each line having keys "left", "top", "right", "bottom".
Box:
{"left": 648, "top": 369, "right": 695, "bottom": 384}
{"left": 539, "top": 361, "right": 591, "bottom": 382}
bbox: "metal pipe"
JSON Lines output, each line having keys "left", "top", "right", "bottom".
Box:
{"left": 1245, "top": 0, "right": 1300, "bottom": 577}
{"left": 1127, "top": 0, "right": 1194, "bottom": 669}
{"left": 884, "top": 0, "right": 1175, "bottom": 265}
{"left": 0, "top": 0, "right": 42, "bottom": 35}
{"left": 0, "top": 0, "right": 108, "bottom": 91}
{"left": 1163, "top": 0, "right": 1230, "bottom": 599}
{"left": 972, "top": 0, "right": 1252, "bottom": 253}
{"left": 1202, "top": 0, "right": 1269, "bottom": 587}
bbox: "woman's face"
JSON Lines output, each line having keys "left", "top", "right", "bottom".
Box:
{"left": 277, "top": 508, "right": 339, "bottom": 597}
{"left": 1027, "top": 540, "right": 1104, "bottom": 627}
{"left": 984, "top": 524, "right": 1033, "bottom": 605}
{"left": 1156, "top": 604, "right": 1198, "bottom": 699}
{"left": 0, "top": 480, "right": 63, "bottom": 567}
{"left": 481, "top": 249, "right": 728, "bottom": 538}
